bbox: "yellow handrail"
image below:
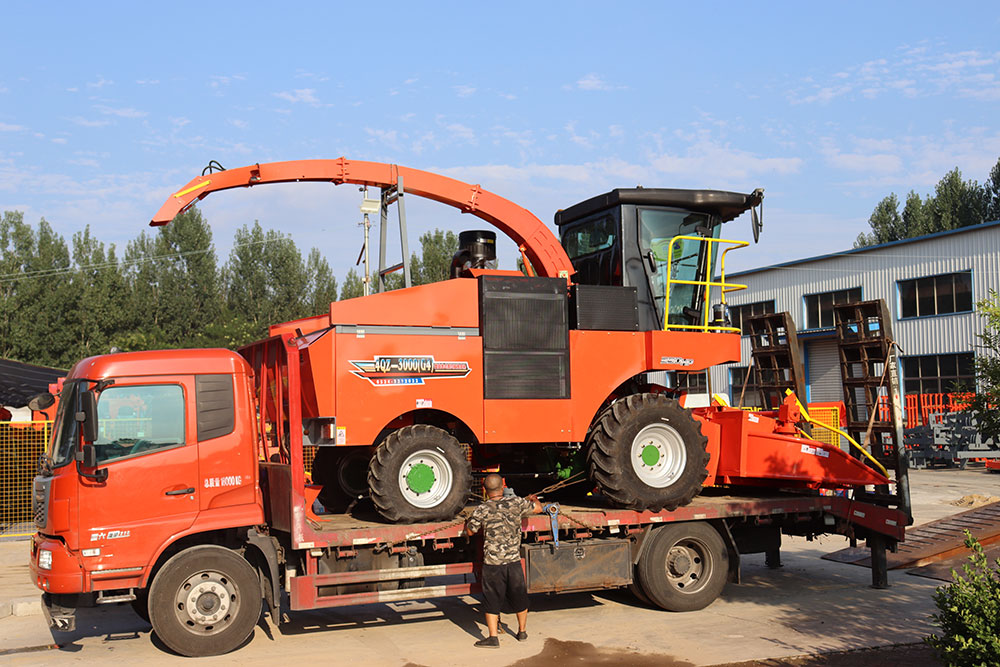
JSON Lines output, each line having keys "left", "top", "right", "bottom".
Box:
{"left": 663, "top": 235, "right": 748, "bottom": 333}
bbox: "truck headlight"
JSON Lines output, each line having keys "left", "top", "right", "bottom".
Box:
{"left": 38, "top": 549, "right": 53, "bottom": 570}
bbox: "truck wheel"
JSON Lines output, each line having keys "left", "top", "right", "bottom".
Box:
{"left": 638, "top": 522, "right": 728, "bottom": 612}
{"left": 148, "top": 545, "right": 262, "bottom": 657}
{"left": 369, "top": 425, "right": 471, "bottom": 523}
{"left": 628, "top": 566, "right": 652, "bottom": 606}
{"left": 587, "top": 394, "right": 708, "bottom": 511}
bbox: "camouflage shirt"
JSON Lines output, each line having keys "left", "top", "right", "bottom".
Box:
{"left": 467, "top": 496, "right": 534, "bottom": 565}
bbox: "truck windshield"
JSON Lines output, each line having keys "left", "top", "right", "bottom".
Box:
{"left": 639, "top": 208, "right": 719, "bottom": 328}
{"left": 48, "top": 380, "right": 81, "bottom": 469}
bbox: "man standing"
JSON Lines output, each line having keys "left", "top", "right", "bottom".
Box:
{"left": 465, "top": 474, "right": 543, "bottom": 648}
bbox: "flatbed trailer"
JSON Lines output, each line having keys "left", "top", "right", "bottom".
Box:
{"left": 283, "top": 491, "right": 907, "bottom": 613}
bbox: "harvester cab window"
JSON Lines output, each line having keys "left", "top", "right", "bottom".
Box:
{"left": 563, "top": 215, "right": 617, "bottom": 259}
{"left": 93, "top": 384, "right": 186, "bottom": 463}
{"left": 638, "top": 208, "right": 718, "bottom": 328}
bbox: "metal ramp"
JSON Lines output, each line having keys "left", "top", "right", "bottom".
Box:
{"left": 823, "top": 500, "right": 1000, "bottom": 573}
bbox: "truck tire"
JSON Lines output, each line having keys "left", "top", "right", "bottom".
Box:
{"left": 148, "top": 545, "right": 262, "bottom": 657}
{"left": 312, "top": 447, "right": 373, "bottom": 512}
{"left": 587, "top": 394, "right": 708, "bottom": 511}
{"left": 369, "top": 425, "right": 472, "bottom": 523}
{"left": 637, "top": 522, "right": 728, "bottom": 612}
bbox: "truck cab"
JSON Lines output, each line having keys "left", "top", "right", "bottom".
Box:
{"left": 30, "top": 349, "right": 262, "bottom": 627}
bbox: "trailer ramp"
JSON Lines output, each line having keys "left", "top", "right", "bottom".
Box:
{"left": 823, "top": 500, "right": 1000, "bottom": 570}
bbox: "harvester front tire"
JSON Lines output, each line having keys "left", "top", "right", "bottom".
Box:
{"left": 148, "top": 545, "right": 262, "bottom": 657}
{"left": 637, "top": 522, "right": 728, "bottom": 612}
{"left": 587, "top": 393, "right": 708, "bottom": 511}
{"left": 369, "top": 425, "right": 471, "bottom": 523}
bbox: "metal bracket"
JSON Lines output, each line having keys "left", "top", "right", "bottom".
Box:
{"left": 543, "top": 503, "right": 561, "bottom": 547}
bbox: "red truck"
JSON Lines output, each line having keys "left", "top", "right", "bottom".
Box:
{"left": 29, "top": 159, "right": 909, "bottom": 657}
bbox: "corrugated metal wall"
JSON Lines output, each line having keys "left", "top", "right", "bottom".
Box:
{"left": 805, "top": 339, "right": 841, "bottom": 402}
{"left": 709, "top": 223, "right": 1000, "bottom": 396}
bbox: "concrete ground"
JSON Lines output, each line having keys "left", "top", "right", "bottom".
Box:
{"left": 1, "top": 467, "right": 995, "bottom": 665}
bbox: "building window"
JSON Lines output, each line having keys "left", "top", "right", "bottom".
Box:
{"left": 902, "top": 353, "right": 975, "bottom": 395}
{"left": 676, "top": 371, "right": 707, "bottom": 393}
{"left": 898, "top": 271, "right": 973, "bottom": 319}
{"left": 730, "top": 300, "right": 776, "bottom": 335}
{"left": 804, "top": 287, "right": 862, "bottom": 329}
{"left": 728, "top": 366, "right": 763, "bottom": 407}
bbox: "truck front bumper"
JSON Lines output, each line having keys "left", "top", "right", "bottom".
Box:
{"left": 29, "top": 534, "right": 85, "bottom": 595}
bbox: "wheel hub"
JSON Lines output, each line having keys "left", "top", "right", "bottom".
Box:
{"left": 667, "top": 549, "right": 692, "bottom": 576}
{"left": 175, "top": 572, "right": 237, "bottom": 631}
{"left": 397, "top": 448, "right": 455, "bottom": 509}
{"left": 630, "top": 423, "right": 687, "bottom": 488}
{"left": 406, "top": 463, "right": 436, "bottom": 494}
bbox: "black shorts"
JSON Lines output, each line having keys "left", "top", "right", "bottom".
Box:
{"left": 480, "top": 561, "right": 528, "bottom": 615}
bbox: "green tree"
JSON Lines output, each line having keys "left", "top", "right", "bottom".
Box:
{"left": 223, "top": 221, "right": 309, "bottom": 339}
{"left": 0, "top": 213, "right": 75, "bottom": 366}
{"left": 985, "top": 158, "right": 1000, "bottom": 223}
{"left": 902, "top": 190, "right": 932, "bottom": 237}
{"left": 965, "top": 290, "right": 1000, "bottom": 444}
{"left": 68, "top": 226, "right": 126, "bottom": 361}
{"left": 340, "top": 268, "right": 364, "bottom": 300}
{"left": 412, "top": 229, "right": 459, "bottom": 285}
{"left": 854, "top": 194, "right": 903, "bottom": 247}
{"left": 305, "top": 248, "right": 339, "bottom": 313}
{"left": 930, "top": 168, "right": 987, "bottom": 233}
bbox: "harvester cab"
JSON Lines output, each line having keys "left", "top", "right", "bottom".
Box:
{"left": 555, "top": 188, "right": 764, "bottom": 332}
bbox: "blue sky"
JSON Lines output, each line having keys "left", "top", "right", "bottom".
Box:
{"left": 2, "top": 2, "right": 999, "bottom": 275}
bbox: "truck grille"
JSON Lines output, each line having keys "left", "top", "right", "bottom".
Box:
{"left": 33, "top": 476, "right": 51, "bottom": 530}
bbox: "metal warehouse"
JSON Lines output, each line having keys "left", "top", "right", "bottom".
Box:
{"left": 704, "top": 220, "right": 1000, "bottom": 408}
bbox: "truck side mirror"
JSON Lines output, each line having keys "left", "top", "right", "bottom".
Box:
{"left": 77, "top": 390, "right": 99, "bottom": 444}
{"left": 28, "top": 392, "right": 55, "bottom": 411}
{"left": 82, "top": 443, "right": 99, "bottom": 468}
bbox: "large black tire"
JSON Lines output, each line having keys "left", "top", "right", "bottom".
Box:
{"left": 587, "top": 394, "right": 709, "bottom": 511}
{"left": 312, "top": 447, "right": 373, "bottom": 512}
{"left": 149, "top": 545, "right": 262, "bottom": 657}
{"left": 637, "top": 522, "right": 729, "bottom": 612}
{"left": 368, "top": 425, "right": 472, "bottom": 523}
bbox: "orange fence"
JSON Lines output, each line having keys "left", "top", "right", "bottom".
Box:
{"left": 903, "top": 393, "right": 973, "bottom": 429}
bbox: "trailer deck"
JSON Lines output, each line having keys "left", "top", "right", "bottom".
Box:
{"left": 301, "top": 489, "right": 907, "bottom": 548}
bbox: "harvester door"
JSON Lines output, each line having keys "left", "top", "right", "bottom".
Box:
{"left": 76, "top": 377, "right": 199, "bottom": 573}
{"left": 638, "top": 208, "right": 719, "bottom": 329}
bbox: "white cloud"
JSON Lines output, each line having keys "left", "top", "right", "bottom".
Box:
{"left": 446, "top": 123, "right": 476, "bottom": 143}
{"left": 51, "top": 137, "right": 68, "bottom": 145}
{"left": 273, "top": 88, "right": 321, "bottom": 105}
{"left": 94, "top": 104, "right": 148, "bottom": 119}
{"left": 789, "top": 45, "right": 1000, "bottom": 104}
{"left": 170, "top": 117, "right": 191, "bottom": 128}
{"left": 820, "top": 138, "right": 902, "bottom": 173}
{"left": 0, "top": 122, "right": 25, "bottom": 132}
{"left": 210, "top": 74, "right": 247, "bottom": 89}
{"left": 454, "top": 85, "right": 476, "bottom": 98}
{"left": 86, "top": 77, "right": 113, "bottom": 89}
{"left": 574, "top": 73, "right": 624, "bottom": 92}
{"left": 365, "top": 127, "right": 401, "bottom": 150}
{"left": 229, "top": 119, "right": 249, "bottom": 129}
{"left": 136, "top": 79, "right": 160, "bottom": 85}
{"left": 609, "top": 125, "right": 624, "bottom": 138}
{"left": 68, "top": 116, "right": 111, "bottom": 128}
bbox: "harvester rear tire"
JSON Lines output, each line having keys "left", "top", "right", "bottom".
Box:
{"left": 637, "top": 522, "right": 728, "bottom": 612}
{"left": 368, "top": 425, "right": 471, "bottom": 523}
{"left": 587, "top": 393, "right": 708, "bottom": 511}
{"left": 312, "top": 446, "right": 373, "bottom": 512}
